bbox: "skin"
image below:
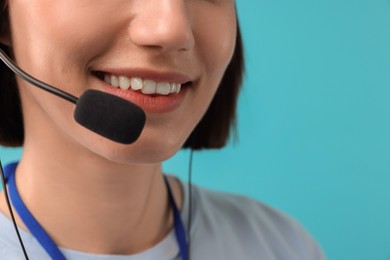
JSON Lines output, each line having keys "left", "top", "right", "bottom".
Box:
{"left": 0, "top": 0, "right": 237, "bottom": 255}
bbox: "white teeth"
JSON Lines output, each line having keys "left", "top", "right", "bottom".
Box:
{"left": 111, "top": 75, "right": 119, "bottom": 87}
{"left": 156, "top": 82, "right": 171, "bottom": 95}
{"left": 104, "top": 74, "right": 110, "bottom": 84}
{"left": 131, "top": 77, "right": 143, "bottom": 90}
{"left": 103, "top": 74, "right": 184, "bottom": 95}
{"left": 170, "top": 83, "right": 177, "bottom": 93}
{"left": 175, "top": 83, "right": 181, "bottom": 93}
{"left": 142, "top": 79, "right": 157, "bottom": 94}
{"left": 119, "top": 76, "right": 131, "bottom": 90}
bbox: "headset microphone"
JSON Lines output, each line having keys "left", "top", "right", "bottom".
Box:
{"left": 0, "top": 47, "right": 146, "bottom": 144}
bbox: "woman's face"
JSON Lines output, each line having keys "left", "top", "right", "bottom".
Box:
{"left": 5, "top": 0, "right": 237, "bottom": 163}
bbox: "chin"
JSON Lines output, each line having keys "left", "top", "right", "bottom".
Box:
{"left": 82, "top": 136, "right": 183, "bottom": 165}
{"left": 71, "top": 119, "right": 190, "bottom": 165}
{"left": 132, "top": 138, "right": 185, "bottom": 163}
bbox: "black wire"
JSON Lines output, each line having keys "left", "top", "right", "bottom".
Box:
{"left": 187, "top": 147, "right": 194, "bottom": 260}
{"left": 0, "top": 159, "right": 30, "bottom": 260}
{"left": 0, "top": 48, "right": 78, "bottom": 104}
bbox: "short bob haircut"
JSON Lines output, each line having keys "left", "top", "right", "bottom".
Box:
{"left": 0, "top": 1, "right": 244, "bottom": 150}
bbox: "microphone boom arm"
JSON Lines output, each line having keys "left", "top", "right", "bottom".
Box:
{"left": 0, "top": 48, "right": 78, "bottom": 104}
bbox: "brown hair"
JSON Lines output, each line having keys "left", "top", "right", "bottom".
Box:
{"left": 0, "top": 1, "right": 244, "bottom": 149}
{"left": 0, "top": 1, "right": 24, "bottom": 147}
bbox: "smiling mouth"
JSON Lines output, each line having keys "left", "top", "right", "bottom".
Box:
{"left": 92, "top": 71, "right": 192, "bottom": 95}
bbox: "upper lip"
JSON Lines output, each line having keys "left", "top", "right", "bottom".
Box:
{"left": 92, "top": 68, "right": 193, "bottom": 84}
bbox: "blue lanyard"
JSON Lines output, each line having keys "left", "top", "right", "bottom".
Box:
{"left": 4, "top": 162, "right": 188, "bottom": 260}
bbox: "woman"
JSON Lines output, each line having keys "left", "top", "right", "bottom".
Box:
{"left": 0, "top": 0, "right": 325, "bottom": 259}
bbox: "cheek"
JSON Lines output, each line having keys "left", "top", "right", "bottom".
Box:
{"left": 8, "top": 1, "right": 117, "bottom": 75}
{"left": 185, "top": 7, "right": 237, "bottom": 123}
{"left": 194, "top": 6, "right": 237, "bottom": 79}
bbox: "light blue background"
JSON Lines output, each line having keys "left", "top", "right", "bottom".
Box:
{"left": 1, "top": 1, "right": 389, "bottom": 259}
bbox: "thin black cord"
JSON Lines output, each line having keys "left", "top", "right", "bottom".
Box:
{"left": 0, "top": 48, "right": 78, "bottom": 104}
{"left": 187, "top": 146, "right": 194, "bottom": 260}
{"left": 187, "top": 148, "right": 193, "bottom": 260}
{"left": 0, "top": 160, "right": 29, "bottom": 260}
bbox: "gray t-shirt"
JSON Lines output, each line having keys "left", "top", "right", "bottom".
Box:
{"left": 0, "top": 178, "right": 325, "bottom": 260}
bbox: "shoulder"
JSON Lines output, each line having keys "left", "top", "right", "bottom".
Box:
{"left": 187, "top": 184, "right": 326, "bottom": 260}
{"left": 0, "top": 233, "right": 24, "bottom": 259}
{"left": 0, "top": 210, "right": 50, "bottom": 259}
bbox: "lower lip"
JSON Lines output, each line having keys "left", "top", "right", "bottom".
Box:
{"left": 100, "top": 82, "right": 188, "bottom": 114}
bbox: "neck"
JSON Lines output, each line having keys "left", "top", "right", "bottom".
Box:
{"left": 8, "top": 139, "right": 178, "bottom": 255}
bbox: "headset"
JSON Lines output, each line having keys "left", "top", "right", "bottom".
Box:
{"left": 0, "top": 47, "right": 193, "bottom": 260}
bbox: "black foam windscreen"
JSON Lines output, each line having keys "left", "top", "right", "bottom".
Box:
{"left": 74, "top": 90, "right": 146, "bottom": 144}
